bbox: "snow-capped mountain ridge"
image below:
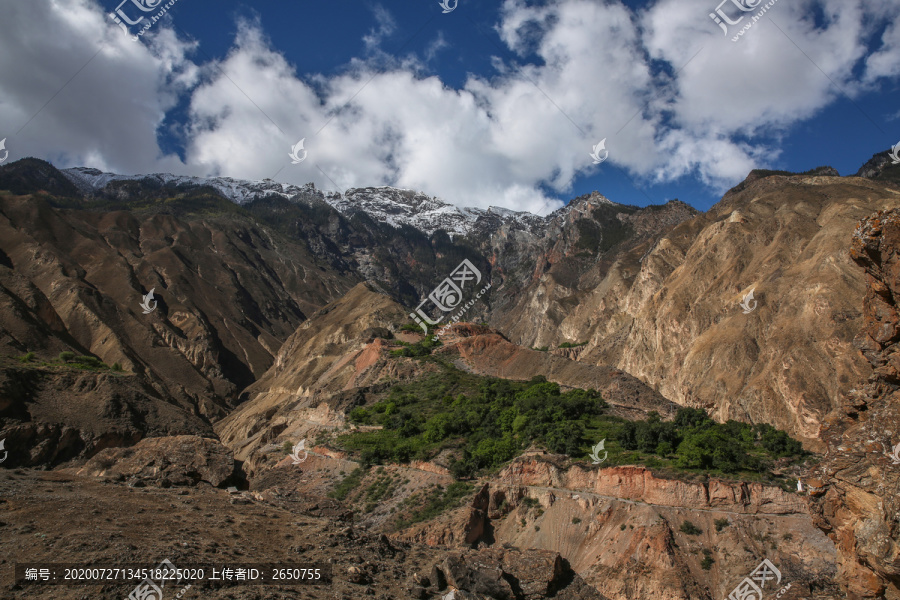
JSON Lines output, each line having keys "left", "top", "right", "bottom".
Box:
{"left": 62, "top": 167, "right": 572, "bottom": 235}
{"left": 62, "top": 167, "right": 322, "bottom": 206}
{"left": 61, "top": 167, "right": 616, "bottom": 237}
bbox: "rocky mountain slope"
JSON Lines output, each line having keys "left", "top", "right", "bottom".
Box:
{"left": 2, "top": 152, "right": 899, "bottom": 599}
{"left": 488, "top": 174, "right": 900, "bottom": 447}
{"left": 0, "top": 158, "right": 360, "bottom": 462}
{"left": 807, "top": 208, "right": 900, "bottom": 599}
{"left": 0, "top": 466, "right": 605, "bottom": 600}
{"left": 214, "top": 284, "right": 677, "bottom": 477}
{"left": 394, "top": 455, "right": 837, "bottom": 600}
{"left": 60, "top": 160, "right": 900, "bottom": 451}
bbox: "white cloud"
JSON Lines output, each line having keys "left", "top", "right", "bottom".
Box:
{"left": 0, "top": 0, "right": 897, "bottom": 213}
{"left": 363, "top": 4, "right": 397, "bottom": 54}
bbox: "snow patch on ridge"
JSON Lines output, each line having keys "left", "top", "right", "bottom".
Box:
{"left": 60, "top": 167, "right": 608, "bottom": 237}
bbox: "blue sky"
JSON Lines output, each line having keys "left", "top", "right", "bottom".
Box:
{"left": 1, "top": 0, "right": 898, "bottom": 213}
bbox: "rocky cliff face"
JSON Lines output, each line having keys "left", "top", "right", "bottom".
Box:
{"left": 394, "top": 456, "right": 838, "bottom": 600}
{"left": 807, "top": 208, "right": 900, "bottom": 599}
{"left": 490, "top": 175, "right": 900, "bottom": 446}
{"left": 214, "top": 283, "right": 417, "bottom": 475}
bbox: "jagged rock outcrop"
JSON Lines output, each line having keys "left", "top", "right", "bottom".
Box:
{"left": 395, "top": 456, "right": 838, "bottom": 600}
{"left": 432, "top": 548, "right": 607, "bottom": 599}
{"left": 496, "top": 459, "right": 805, "bottom": 514}
{"left": 76, "top": 434, "right": 239, "bottom": 487}
{"left": 808, "top": 208, "right": 900, "bottom": 599}
{"left": 0, "top": 365, "right": 212, "bottom": 467}
{"left": 856, "top": 150, "right": 900, "bottom": 185}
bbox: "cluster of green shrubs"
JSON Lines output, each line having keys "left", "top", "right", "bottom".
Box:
{"left": 17, "top": 351, "right": 123, "bottom": 372}
{"left": 344, "top": 375, "right": 607, "bottom": 478}
{"left": 618, "top": 408, "right": 804, "bottom": 473}
{"left": 680, "top": 520, "right": 702, "bottom": 535}
{"left": 389, "top": 336, "right": 442, "bottom": 357}
{"left": 558, "top": 341, "right": 587, "bottom": 349}
{"left": 329, "top": 468, "right": 365, "bottom": 501}
{"left": 395, "top": 482, "right": 473, "bottom": 529}
{"left": 57, "top": 351, "right": 122, "bottom": 372}
{"left": 335, "top": 361, "right": 806, "bottom": 481}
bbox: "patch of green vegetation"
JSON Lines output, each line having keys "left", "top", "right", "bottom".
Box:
{"left": 342, "top": 370, "right": 608, "bottom": 478}
{"left": 558, "top": 341, "right": 587, "bottom": 349}
{"left": 395, "top": 482, "right": 473, "bottom": 529}
{"left": 18, "top": 352, "right": 35, "bottom": 363}
{"left": 521, "top": 497, "right": 540, "bottom": 509}
{"left": 47, "top": 182, "right": 249, "bottom": 218}
{"left": 574, "top": 219, "right": 603, "bottom": 252}
{"left": 714, "top": 518, "right": 730, "bottom": 532}
{"left": 337, "top": 358, "right": 805, "bottom": 484}
{"left": 701, "top": 549, "right": 714, "bottom": 570}
{"left": 389, "top": 335, "right": 442, "bottom": 357}
{"left": 329, "top": 467, "right": 366, "bottom": 501}
{"left": 56, "top": 351, "right": 113, "bottom": 371}
{"left": 532, "top": 346, "right": 549, "bottom": 352}
{"left": 618, "top": 408, "right": 805, "bottom": 474}
{"left": 364, "top": 473, "right": 397, "bottom": 505}
{"left": 572, "top": 207, "right": 636, "bottom": 254}
{"left": 680, "top": 520, "right": 702, "bottom": 536}
{"left": 281, "top": 441, "right": 293, "bottom": 454}
{"left": 572, "top": 517, "right": 581, "bottom": 525}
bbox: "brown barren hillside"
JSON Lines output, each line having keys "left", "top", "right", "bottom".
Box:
{"left": 490, "top": 175, "right": 900, "bottom": 446}
{"left": 0, "top": 189, "right": 357, "bottom": 417}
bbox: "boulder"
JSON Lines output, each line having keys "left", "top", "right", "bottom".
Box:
{"left": 77, "top": 435, "right": 238, "bottom": 487}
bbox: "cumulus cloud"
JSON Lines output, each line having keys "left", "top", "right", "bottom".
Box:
{"left": 0, "top": 0, "right": 897, "bottom": 214}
